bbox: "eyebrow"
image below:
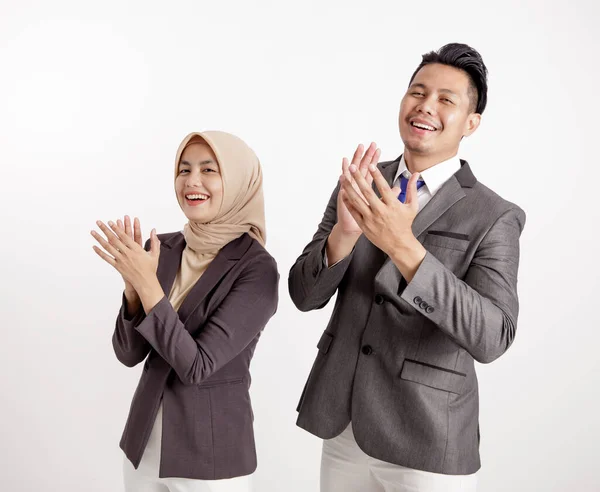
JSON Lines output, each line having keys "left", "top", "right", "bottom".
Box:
{"left": 410, "top": 83, "right": 458, "bottom": 97}
{"left": 179, "top": 159, "right": 216, "bottom": 166}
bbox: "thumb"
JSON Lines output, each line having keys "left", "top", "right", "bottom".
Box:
{"left": 390, "top": 185, "right": 401, "bottom": 198}
{"left": 150, "top": 229, "right": 161, "bottom": 257}
{"left": 405, "top": 173, "right": 421, "bottom": 211}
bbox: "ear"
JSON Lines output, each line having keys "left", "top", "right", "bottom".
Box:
{"left": 463, "top": 113, "right": 481, "bottom": 138}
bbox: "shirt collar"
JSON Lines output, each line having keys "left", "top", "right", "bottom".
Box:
{"left": 394, "top": 154, "right": 461, "bottom": 197}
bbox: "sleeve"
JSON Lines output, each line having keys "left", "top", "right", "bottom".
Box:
{"left": 288, "top": 181, "right": 355, "bottom": 312}
{"left": 133, "top": 256, "right": 279, "bottom": 385}
{"left": 400, "top": 207, "right": 526, "bottom": 363}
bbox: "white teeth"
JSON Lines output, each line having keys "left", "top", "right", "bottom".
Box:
{"left": 186, "top": 194, "right": 209, "bottom": 200}
{"left": 411, "top": 122, "right": 436, "bottom": 131}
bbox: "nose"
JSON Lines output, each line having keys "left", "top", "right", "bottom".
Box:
{"left": 185, "top": 168, "right": 204, "bottom": 188}
{"left": 416, "top": 95, "right": 436, "bottom": 116}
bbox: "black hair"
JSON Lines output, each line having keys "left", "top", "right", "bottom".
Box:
{"left": 409, "top": 43, "right": 488, "bottom": 114}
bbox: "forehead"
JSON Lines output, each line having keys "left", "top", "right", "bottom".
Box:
{"left": 410, "top": 63, "right": 471, "bottom": 97}
{"left": 180, "top": 142, "right": 218, "bottom": 162}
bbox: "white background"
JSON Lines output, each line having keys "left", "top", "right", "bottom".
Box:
{"left": 1, "top": 0, "right": 598, "bottom": 491}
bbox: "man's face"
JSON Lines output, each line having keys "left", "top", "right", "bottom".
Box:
{"left": 399, "top": 63, "right": 480, "bottom": 162}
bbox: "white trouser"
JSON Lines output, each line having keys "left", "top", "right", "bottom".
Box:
{"left": 321, "top": 423, "right": 477, "bottom": 492}
{"left": 123, "top": 403, "right": 252, "bottom": 492}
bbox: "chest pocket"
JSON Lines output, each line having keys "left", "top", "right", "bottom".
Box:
{"left": 421, "top": 230, "right": 471, "bottom": 277}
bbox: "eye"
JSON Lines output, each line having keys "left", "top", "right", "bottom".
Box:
{"left": 178, "top": 169, "right": 189, "bottom": 174}
{"left": 202, "top": 168, "right": 218, "bottom": 173}
{"left": 441, "top": 98, "right": 454, "bottom": 104}
{"left": 411, "top": 92, "right": 424, "bottom": 97}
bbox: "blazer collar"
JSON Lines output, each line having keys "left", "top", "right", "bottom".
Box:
{"left": 156, "top": 233, "right": 254, "bottom": 325}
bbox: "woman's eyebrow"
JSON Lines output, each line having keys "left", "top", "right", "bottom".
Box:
{"left": 179, "top": 159, "right": 216, "bottom": 166}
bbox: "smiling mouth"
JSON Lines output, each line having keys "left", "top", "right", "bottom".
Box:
{"left": 410, "top": 121, "right": 437, "bottom": 132}
{"left": 185, "top": 193, "right": 210, "bottom": 205}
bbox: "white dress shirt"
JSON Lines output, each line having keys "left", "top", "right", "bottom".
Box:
{"left": 394, "top": 154, "right": 461, "bottom": 212}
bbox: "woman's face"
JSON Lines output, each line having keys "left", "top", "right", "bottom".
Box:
{"left": 175, "top": 142, "right": 224, "bottom": 223}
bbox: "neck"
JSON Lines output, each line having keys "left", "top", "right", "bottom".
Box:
{"left": 403, "top": 148, "right": 458, "bottom": 173}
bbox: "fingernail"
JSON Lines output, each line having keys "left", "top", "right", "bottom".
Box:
{"left": 108, "top": 221, "right": 114, "bottom": 226}
{"left": 369, "top": 164, "right": 376, "bottom": 171}
{"left": 349, "top": 165, "right": 357, "bottom": 173}
{"left": 96, "top": 220, "right": 101, "bottom": 226}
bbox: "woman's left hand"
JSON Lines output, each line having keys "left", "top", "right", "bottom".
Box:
{"left": 91, "top": 219, "right": 161, "bottom": 293}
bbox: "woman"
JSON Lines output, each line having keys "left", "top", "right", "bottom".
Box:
{"left": 91, "top": 131, "right": 279, "bottom": 492}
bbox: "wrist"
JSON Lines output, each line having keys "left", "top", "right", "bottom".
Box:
{"left": 135, "top": 277, "right": 165, "bottom": 314}
{"left": 390, "top": 235, "right": 427, "bottom": 283}
{"left": 124, "top": 286, "right": 138, "bottom": 299}
{"left": 327, "top": 224, "right": 361, "bottom": 265}
{"left": 331, "top": 223, "right": 361, "bottom": 246}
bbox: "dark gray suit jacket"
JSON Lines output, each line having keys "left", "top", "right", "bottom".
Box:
{"left": 113, "top": 232, "right": 279, "bottom": 480}
{"left": 289, "top": 157, "right": 526, "bottom": 475}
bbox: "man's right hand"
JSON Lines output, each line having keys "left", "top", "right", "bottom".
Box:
{"left": 326, "top": 143, "right": 381, "bottom": 265}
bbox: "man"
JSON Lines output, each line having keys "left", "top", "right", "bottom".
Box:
{"left": 288, "top": 43, "right": 526, "bottom": 492}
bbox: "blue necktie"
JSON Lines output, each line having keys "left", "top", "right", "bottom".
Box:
{"left": 398, "top": 175, "right": 426, "bottom": 203}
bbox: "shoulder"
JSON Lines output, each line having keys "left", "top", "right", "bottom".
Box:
{"left": 244, "top": 237, "right": 279, "bottom": 275}
{"left": 470, "top": 180, "right": 526, "bottom": 223}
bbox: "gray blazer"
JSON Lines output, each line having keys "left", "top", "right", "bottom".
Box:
{"left": 289, "top": 157, "right": 526, "bottom": 475}
{"left": 113, "top": 232, "right": 279, "bottom": 480}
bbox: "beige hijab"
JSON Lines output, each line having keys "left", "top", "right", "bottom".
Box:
{"left": 167, "top": 131, "right": 266, "bottom": 311}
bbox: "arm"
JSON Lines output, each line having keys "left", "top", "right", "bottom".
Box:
{"left": 134, "top": 256, "right": 279, "bottom": 385}
{"left": 112, "top": 291, "right": 150, "bottom": 367}
{"left": 288, "top": 182, "right": 356, "bottom": 312}
{"left": 111, "top": 239, "right": 153, "bottom": 367}
{"left": 400, "top": 207, "right": 526, "bottom": 363}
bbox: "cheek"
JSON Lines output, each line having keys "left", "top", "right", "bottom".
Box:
{"left": 441, "top": 112, "right": 463, "bottom": 133}
{"left": 175, "top": 180, "right": 184, "bottom": 197}
{"left": 399, "top": 99, "right": 410, "bottom": 120}
{"left": 208, "top": 178, "right": 224, "bottom": 204}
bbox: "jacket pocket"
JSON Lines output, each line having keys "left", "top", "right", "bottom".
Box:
{"left": 317, "top": 331, "right": 334, "bottom": 354}
{"left": 427, "top": 230, "right": 469, "bottom": 241}
{"left": 400, "top": 359, "right": 466, "bottom": 394}
{"left": 423, "top": 233, "right": 469, "bottom": 252}
{"left": 197, "top": 377, "right": 244, "bottom": 389}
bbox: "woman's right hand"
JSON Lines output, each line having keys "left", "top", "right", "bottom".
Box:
{"left": 121, "top": 216, "right": 143, "bottom": 314}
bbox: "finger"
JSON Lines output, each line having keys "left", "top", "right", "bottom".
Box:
{"left": 340, "top": 189, "right": 365, "bottom": 228}
{"left": 359, "top": 142, "right": 377, "bottom": 175}
{"left": 405, "top": 172, "right": 421, "bottom": 211}
{"left": 92, "top": 245, "right": 117, "bottom": 267}
{"left": 107, "top": 220, "right": 137, "bottom": 249}
{"left": 96, "top": 221, "right": 127, "bottom": 252}
{"left": 150, "top": 228, "right": 160, "bottom": 258}
{"left": 134, "top": 217, "right": 142, "bottom": 246}
{"left": 350, "top": 144, "right": 365, "bottom": 168}
{"left": 366, "top": 148, "right": 381, "bottom": 185}
{"left": 341, "top": 158, "right": 356, "bottom": 193}
{"left": 341, "top": 174, "right": 371, "bottom": 217}
{"left": 369, "top": 164, "right": 397, "bottom": 204}
{"left": 350, "top": 164, "right": 381, "bottom": 209}
{"left": 124, "top": 216, "right": 133, "bottom": 240}
{"left": 91, "top": 229, "right": 122, "bottom": 259}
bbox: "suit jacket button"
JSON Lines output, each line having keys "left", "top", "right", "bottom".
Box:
{"left": 426, "top": 306, "right": 435, "bottom": 314}
{"left": 414, "top": 296, "right": 422, "bottom": 305}
{"left": 375, "top": 294, "right": 384, "bottom": 305}
{"left": 419, "top": 301, "right": 428, "bottom": 310}
{"left": 362, "top": 345, "right": 373, "bottom": 355}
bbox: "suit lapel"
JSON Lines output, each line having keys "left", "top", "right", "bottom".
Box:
{"left": 411, "top": 176, "right": 465, "bottom": 239}
{"left": 374, "top": 159, "right": 475, "bottom": 284}
{"left": 176, "top": 234, "right": 253, "bottom": 325}
{"left": 156, "top": 233, "right": 185, "bottom": 300}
